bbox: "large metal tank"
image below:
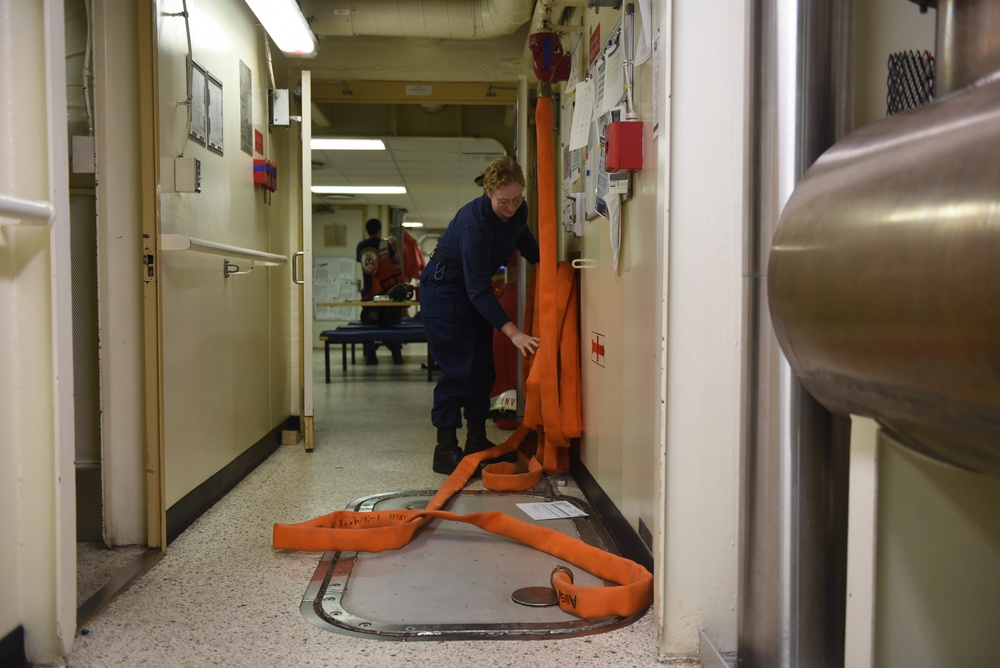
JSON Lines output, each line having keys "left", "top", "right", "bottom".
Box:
{"left": 769, "top": 0, "right": 1000, "bottom": 474}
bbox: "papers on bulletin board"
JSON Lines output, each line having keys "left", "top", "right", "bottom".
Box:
{"left": 566, "top": 33, "right": 583, "bottom": 93}
{"left": 584, "top": 120, "right": 599, "bottom": 219}
{"left": 517, "top": 500, "right": 588, "bottom": 521}
{"left": 601, "top": 27, "right": 625, "bottom": 116}
{"left": 636, "top": 0, "right": 653, "bottom": 66}
{"left": 314, "top": 257, "right": 359, "bottom": 321}
{"left": 313, "top": 262, "right": 330, "bottom": 286}
{"left": 652, "top": 30, "right": 661, "bottom": 138}
{"left": 561, "top": 96, "right": 581, "bottom": 188}
{"left": 569, "top": 80, "right": 594, "bottom": 151}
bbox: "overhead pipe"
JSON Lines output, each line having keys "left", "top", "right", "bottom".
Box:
{"left": 769, "top": 0, "right": 1000, "bottom": 475}
{"left": 302, "top": 0, "right": 534, "bottom": 40}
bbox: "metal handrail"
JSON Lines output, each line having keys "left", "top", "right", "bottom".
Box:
{"left": 0, "top": 193, "right": 56, "bottom": 225}
{"left": 159, "top": 233, "right": 288, "bottom": 265}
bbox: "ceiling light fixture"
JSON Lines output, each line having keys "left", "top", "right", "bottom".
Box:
{"left": 310, "top": 138, "right": 386, "bottom": 151}
{"left": 402, "top": 221, "right": 424, "bottom": 228}
{"left": 311, "top": 186, "right": 407, "bottom": 195}
{"left": 244, "top": 0, "right": 318, "bottom": 57}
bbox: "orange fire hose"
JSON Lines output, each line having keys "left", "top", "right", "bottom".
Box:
{"left": 274, "top": 426, "right": 652, "bottom": 619}
{"left": 272, "top": 94, "right": 652, "bottom": 621}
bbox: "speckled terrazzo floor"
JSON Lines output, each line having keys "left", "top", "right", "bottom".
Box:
{"left": 77, "top": 543, "right": 147, "bottom": 604}
{"left": 66, "top": 345, "right": 682, "bottom": 668}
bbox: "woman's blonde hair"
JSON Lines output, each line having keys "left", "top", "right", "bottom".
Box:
{"left": 481, "top": 156, "right": 525, "bottom": 195}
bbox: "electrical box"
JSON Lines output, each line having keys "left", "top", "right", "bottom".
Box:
{"left": 253, "top": 159, "right": 277, "bottom": 192}
{"left": 174, "top": 157, "right": 202, "bottom": 193}
{"left": 605, "top": 120, "right": 643, "bottom": 173}
{"left": 270, "top": 89, "right": 290, "bottom": 126}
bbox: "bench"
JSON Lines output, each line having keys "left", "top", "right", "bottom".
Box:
{"left": 320, "top": 326, "right": 434, "bottom": 382}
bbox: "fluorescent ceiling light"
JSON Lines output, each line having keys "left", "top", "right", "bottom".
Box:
{"left": 311, "top": 138, "right": 386, "bottom": 151}
{"left": 311, "top": 186, "right": 407, "bottom": 195}
{"left": 245, "top": 0, "right": 318, "bottom": 57}
{"left": 402, "top": 221, "right": 424, "bottom": 228}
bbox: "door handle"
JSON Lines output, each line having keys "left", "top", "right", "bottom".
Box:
{"left": 292, "top": 251, "right": 305, "bottom": 285}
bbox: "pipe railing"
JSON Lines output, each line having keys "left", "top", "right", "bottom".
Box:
{"left": 159, "top": 233, "right": 288, "bottom": 265}
{"left": 160, "top": 233, "right": 288, "bottom": 278}
{"left": 0, "top": 193, "right": 56, "bottom": 225}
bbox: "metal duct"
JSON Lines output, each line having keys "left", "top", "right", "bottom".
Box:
{"left": 769, "top": 0, "right": 1000, "bottom": 475}
{"left": 302, "top": 0, "right": 534, "bottom": 40}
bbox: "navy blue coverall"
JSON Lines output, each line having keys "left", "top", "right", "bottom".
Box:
{"left": 419, "top": 195, "right": 540, "bottom": 429}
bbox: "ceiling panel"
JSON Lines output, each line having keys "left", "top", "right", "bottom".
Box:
{"left": 312, "top": 136, "right": 505, "bottom": 230}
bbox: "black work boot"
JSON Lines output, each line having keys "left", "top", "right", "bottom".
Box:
{"left": 432, "top": 427, "right": 464, "bottom": 475}
{"left": 464, "top": 418, "right": 495, "bottom": 455}
{"left": 465, "top": 418, "right": 516, "bottom": 469}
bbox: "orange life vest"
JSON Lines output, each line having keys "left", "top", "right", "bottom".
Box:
{"left": 363, "top": 239, "right": 404, "bottom": 300}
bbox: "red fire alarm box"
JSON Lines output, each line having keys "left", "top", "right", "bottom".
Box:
{"left": 253, "top": 159, "right": 277, "bottom": 192}
{"left": 605, "top": 120, "right": 643, "bottom": 173}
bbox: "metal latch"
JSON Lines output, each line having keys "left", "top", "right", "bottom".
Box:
{"left": 143, "top": 247, "right": 155, "bottom": 282}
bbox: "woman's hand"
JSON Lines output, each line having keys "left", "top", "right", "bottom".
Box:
{"left": 501, "top": 322, "right": 540, "bottom": 357}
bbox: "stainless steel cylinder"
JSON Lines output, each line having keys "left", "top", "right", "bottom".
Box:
{"left": 739, "top": 0, "right": 852, "bottom": 666}
{"left": 920, "top": 0, "right": 1000, "bottom": 94}
{"left": 770, "top": 1, "right": 1000, "bottom": 475}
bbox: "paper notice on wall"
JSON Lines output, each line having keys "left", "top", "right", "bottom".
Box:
{"left": 652, "top": 31, "right": 661, "bottom": 138}
{"left": 569, "top": 80, "right": 595, "bottom": 151}
{"left": 337, "top": 257, "right": 356, "bottom": 279}
{"left": 636, "top": 0, "right": 653, "bottom": 66}
{"left": 602, "top": 44, "right": 625, "bottom": 116}
{"left": 517, "top": 501, "right": 588, "bottom": 521}
{"left": 609, "top": 193, "right": 622, "bottom": 275}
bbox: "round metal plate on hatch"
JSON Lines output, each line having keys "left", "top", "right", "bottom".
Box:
{"left": 511, "top": 586, "right": 559, "bottom": 607}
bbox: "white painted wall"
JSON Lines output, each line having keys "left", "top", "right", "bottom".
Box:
{"left": 660, "top": 0, "right": 744, "bottom": 655}
{"left": 845, "top": 416, "right": 880, "bottom": 667}
{"left": 855, "top": 0, "right": 935, "bottom": 129}
{"left": 573, "top": 2, "right": 658, "bottom": 557}
{"left": 565, "top": 1, "right": 742, "bottom": 658}
{"left": 875, "top": 435, "right": 1000, "bottom": 667}
{"left": 93, "top": 0, "right": 146, "bottom": 546}
{"left": 155, "top": 0, "right": 294, "bottom": 505}
{"left": 0, "top": 0, "right": 75, "bottom": 661}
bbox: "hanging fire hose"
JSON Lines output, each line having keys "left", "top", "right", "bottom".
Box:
{"left": 273, "top": 32, "right": 652, "bottom": 621}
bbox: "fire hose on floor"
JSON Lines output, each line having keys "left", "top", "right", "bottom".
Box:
{"left": 274, "top": 72, "right": 652, "bottom": 621}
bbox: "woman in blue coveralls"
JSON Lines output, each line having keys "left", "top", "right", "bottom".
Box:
{"left": 419, "top": 156, "right": 541, "bottom": 475}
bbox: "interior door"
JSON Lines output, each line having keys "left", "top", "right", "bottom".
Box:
{"left": 298, "top": 70, "right": 314, "bottom": 451}
{"left": 137, "top": 0, "right": 165, "bottom": 549}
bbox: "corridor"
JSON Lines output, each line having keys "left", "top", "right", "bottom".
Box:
{"left": 66, "top": 347, "right": 669, "bottom": 667}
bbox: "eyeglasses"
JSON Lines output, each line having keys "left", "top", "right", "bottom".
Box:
{"left": 492, "top": 194, "right": 524, "bottom": 208}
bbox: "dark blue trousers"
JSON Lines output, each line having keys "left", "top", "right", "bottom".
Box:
{"left": 420, "top": 278, "right": 495, "bottom": 429}
{"left": 359, "top": 306, "right": 402, "bottom": 354}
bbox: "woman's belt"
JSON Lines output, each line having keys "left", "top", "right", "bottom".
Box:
{"left": 430, "top": 249, "right": 462, "bottom": 272}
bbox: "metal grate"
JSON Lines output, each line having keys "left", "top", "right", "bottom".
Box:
{"left": 887, "top": 50, "right": 935, "bottom": 116}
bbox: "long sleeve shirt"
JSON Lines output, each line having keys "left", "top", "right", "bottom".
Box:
{"left": 429, "top": 195, "right": 540, "bottom": 330}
